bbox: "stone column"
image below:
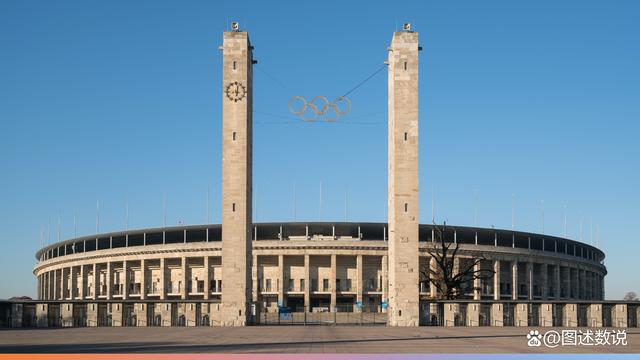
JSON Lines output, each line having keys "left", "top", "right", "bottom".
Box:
{"left": 42, "top": 273, "right": 46, "bottom": 300}
{"left": 93, "top": 263, "right": 99, "bottom": 299}
{"left": 159, "top": 258, "right": 166, "bottom": 300}
{"left": 330, "top": 254, "right": 337, "bottom": 312}
{"left": 278, "top": 254, "right": 284, "bottom": 307}
{"left": 612, "top": 304, "right": 628, "bottom": 328}
{"left": 123, "top": 260, "right": 129, "bottom": 299}
{"left": 515, "top": 303, "right": 528, "bottom": 327}
{"left": 220, "top": 29, "right": 254, "bottom": 327}
{"left": 181, "top": 257, "right": 188, "bottom": 300}
{"left": 493, "top": 260, "right": 501, "bottom": 300}
{"left": 59, "top": 268, "right": 65, "bottom": 299}
{"left": 587, "top": 304, "right": 603, "bottom": 327}
{"left": 540, "top": 263, "right": 548, "bottom": 300}
{"left": 580, "top": 269, "right": 586, "bottom": 300}
{"left": 51, "top": 271, "right": 56, "bottom": 300}
{"left": 526, "top": 262, "right": 533, "bottom": 300}
{"left": 70, "top": 266, "right": 77, "bottom": 299}
{"left": 140, "top": 259, "right": 147, "bottom": 300}
{"left": 387, "top": 29, "right": 420, "bottom": 327}
{"left": 430, "top": 257, "right": 438, "bottom": 297}
{"left": 467, "top": 303, "right": 480, "bottom": 326}
{"left": 304, "top": 254, "right": 310, "bottom": 312}
{"left": 473, "top": 261, "right": 481, "bottom": 300}
{"left": 106, "top": 262, "right": 113, "bottom": 300}
{"left": 574, "top": 268, "right": 580, "bottom": 299}
{"left": 563, "top": 303, "right": 577, "bottom": 327}
{"left": 204, "top": 256, "right": 211, "bottom": 300}
{"left": 540, "top": 303, "right": 553, "bottom": 326}
{"left": 382, "top": 255, "right": 388, "bottom": 312}
{"left": 554, "top": 264, "right": 561, "bottom": 300}
{"left": 511, "top": 261, "right": 518, "bottom": 300}
{"left": 80, "top": 265, "right": 86, "bottom": 299}
{"left": 491, "top": 303, "right": 503, "bottom": 326}
{"left": 356, "top": 254, "right": 363, "bottom": 312}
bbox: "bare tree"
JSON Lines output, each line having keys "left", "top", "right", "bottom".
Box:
{"left": 420, "top": 223, "right": 495, "bottom": 300}
{"left": 623, "top": 291, "right": 638, "bottom": 301}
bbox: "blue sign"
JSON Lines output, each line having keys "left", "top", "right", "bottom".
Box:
{"left": 355, "top": 301, "right": 363, "bottom": 308}
{"left": 280, "top": 312, "right": 292, "bottom": 321}
{"left": 381, "top": 301, "right": 388, "bottom": 310}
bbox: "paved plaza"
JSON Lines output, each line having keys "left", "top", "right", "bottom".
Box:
{"left": 0, "top": 326, "right": 638, "bottom": 353}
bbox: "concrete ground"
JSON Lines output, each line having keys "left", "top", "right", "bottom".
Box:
{"left": 0, "top": 326, "right": 638, "bottom": 353}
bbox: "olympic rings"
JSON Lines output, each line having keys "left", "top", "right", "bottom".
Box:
{"left": 288, "top": 96, "right": 351, "bottom": 122}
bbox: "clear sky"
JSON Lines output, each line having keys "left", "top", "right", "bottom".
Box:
{"left": 1, "top": 0, "right": 638, "bottom": 300}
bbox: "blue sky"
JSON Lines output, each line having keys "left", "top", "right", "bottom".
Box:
{"left": 1, "top": 0, "right": 638, "bottom": 299}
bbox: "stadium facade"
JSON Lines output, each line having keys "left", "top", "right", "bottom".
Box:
{"left": 4, "top": 26, "right": 631, "bottom": 329}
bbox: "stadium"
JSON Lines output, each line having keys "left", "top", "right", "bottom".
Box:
{"left": 5, "top": 25, "right": 637, "bottom": 329}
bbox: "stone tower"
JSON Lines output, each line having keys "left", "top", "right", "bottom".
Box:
{"left": 387, "top": 29, "right": 420, "bottom": 326}
{"left": 220, "top": 28, "right": 253, "bottom": 326}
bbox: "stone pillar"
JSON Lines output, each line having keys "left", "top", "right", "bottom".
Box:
{"left": 612, "top": 304, "right": 628, "bottom": 328}
{"left": 304, "top": 254, "right": 310, "bottom": 312}
{"left": 140, "top": 259, "right": 147, "bottom": 300}
{"left": 36, "top": 303, "right": 48, "bottom": 327}
{"left": 42, "top": 274, "right": 46, "bottom": 299}
{"left": 330, "top": 254, "right": 336, "bottom": 312}
{"left": 79, "top": 265, "right": 85, "bottom": 299}
{"left": 185, "top": 303, "right": 198, "bottom": 327}
{"left": 382, "top": 255, "right": 388, "bottom": 312}
{"left": 205, "top": 256, "right": 211, "bottom": 300}
{"left": 539, "top": 303, "right": 553, "bottom": 327}
{"left": 158, "top": 303, "right": 171, "bottom": 327}
{"left": 387, "top": 28, "right": 420, "bottom": 327}
{"left": 134, "top": 303, "right": 148, "bottom": 327}
{"left": 50, "top": 271, "right": 55, "bottom": 299}
{"left": 278, "top": 254, "right": 285, "bottom": 307}
{"left": 563, "top": 303, "right": 577, "bottom": 327}
{"left": 493, "top": 260, "right": 501, "bottom": 300}
{"left": 70, "top": 266, "right": 77, "bottom": 299}
{"left": 473, "top": 262, "right": 481, "bottom": 300}
{"left": 61, "top": 303, "right": 73, "bottom": 327}
{"left": 356, "top": 254, "right": 363, "bottom": 312}
{"left": 11, "top": 304, "right": 23, "bottom": 328}
{"left": 515, "top": 303, "right": 528, "bottom": 327}
{"left": 86, "top": 303, "right": 98, "bottom": 327}
{"left": 106, "top": 262, "right": 113, "bottom": 300}
{"left": 93, "top": 263, "right": 99, "bottom": 299}
{"left": 587, "top": 304, "right": 603, "bottom": 327}
{"left": 491, "top": 303, "right": 503, "bottom": 326}
{"left": 123, "top": 260, "right": 129, "bottom": 299}
{"left": 540, "top": 264, "right": 548, "bottom": 300}
{"left": 467, "top": 303, "right": 480, "bottom": 326}
{"left": 526, "top": 262, "right": 533, "bottom": 300}
{"left": 430, "top": 257, "right": 438, "bottom": 297}
{"left": 60, "top": 268, "right": 66, "bottom": 299}
{"left": 554, "top": 264, "right": 561, "bottom": 300}
{"left": 220, "top": 28, "right": 253, "bottom": 327}
{"left": 159, "top": 258, "right": 166, "bottom": 300}
{"left": 580, "top": 269, "right": 586, "bottom": 300}
{"left": 181, "top": 257, "right": 188, "bottom": 299}
{"left": 443, "top": 303, "right": 459, "bottom": 327}
{"left": 511, "top": 261, "right": 518, "bottom": 300}
{"left": 111, "top": 303, "right": 123, "bottom": 327}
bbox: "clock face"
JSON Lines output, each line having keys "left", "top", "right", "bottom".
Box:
{"left": 225, "top": 81, "right": 246, "bottom": 102}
